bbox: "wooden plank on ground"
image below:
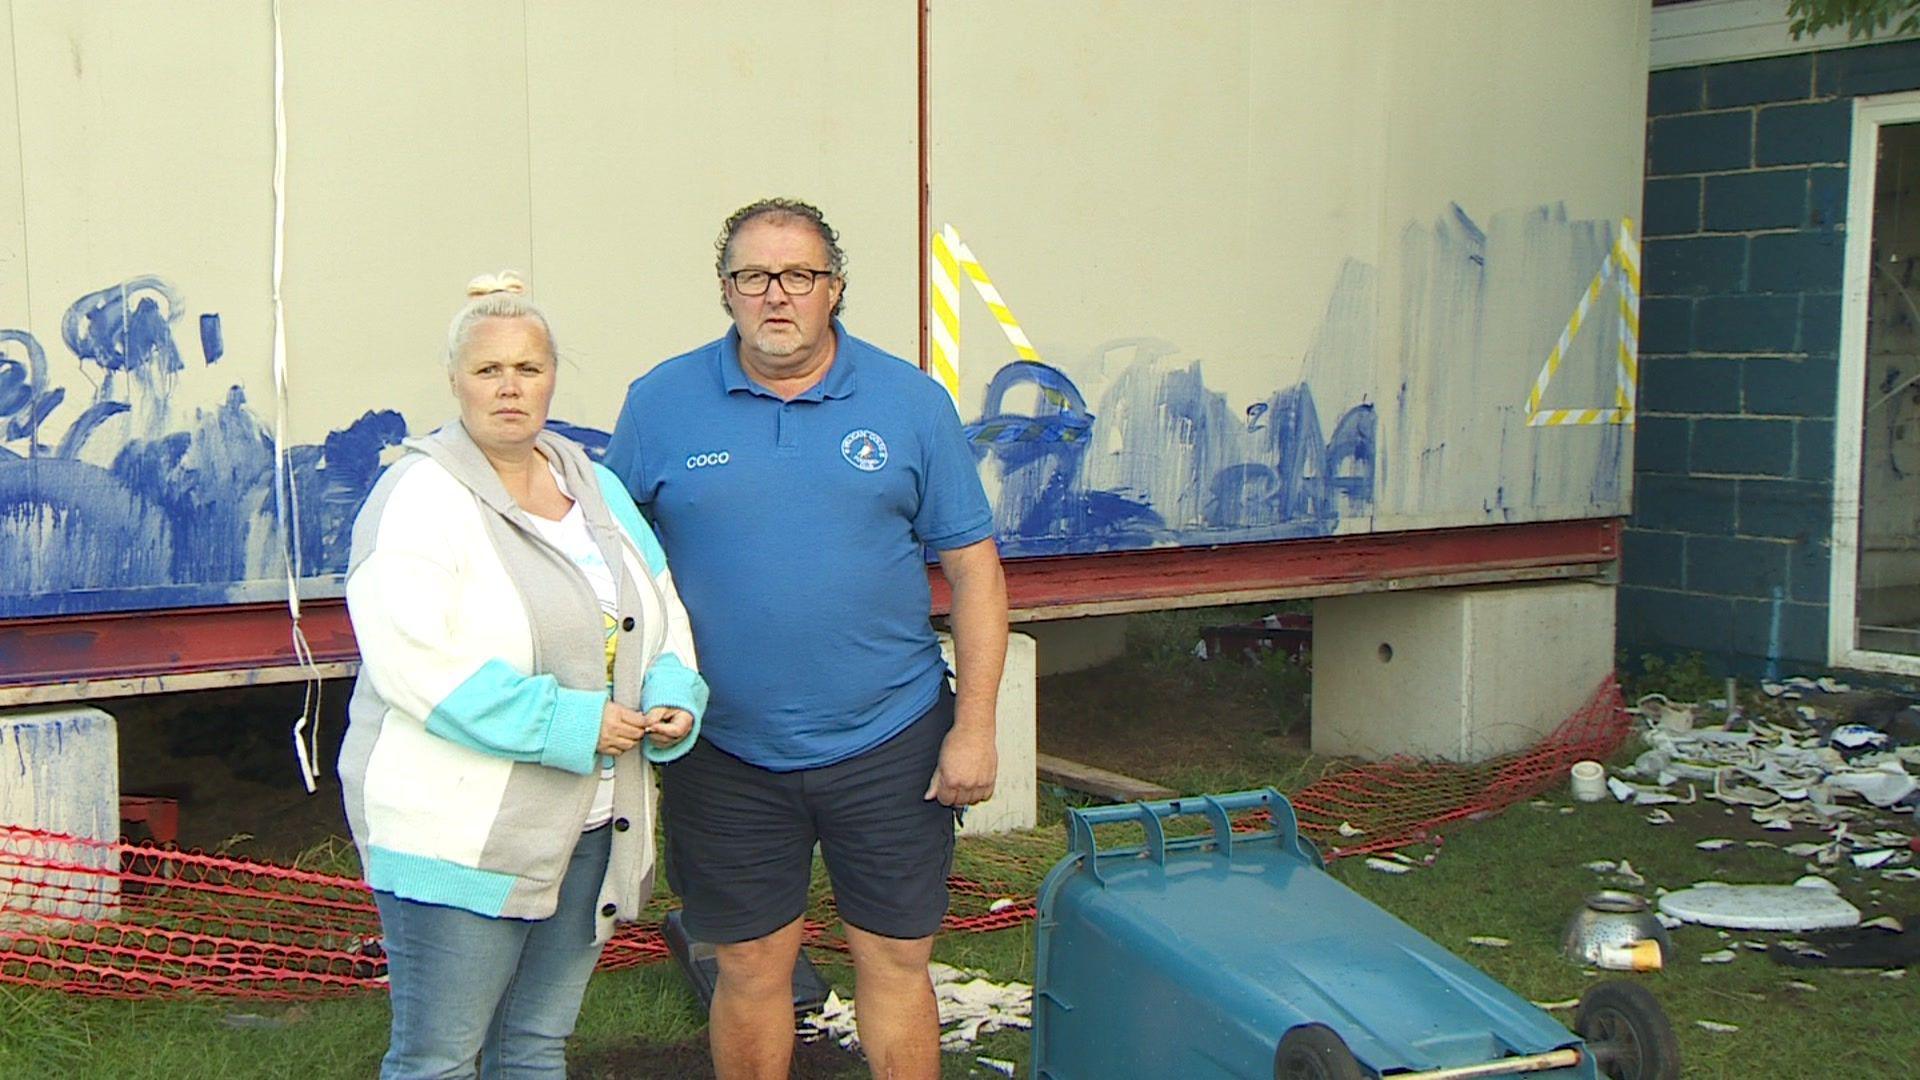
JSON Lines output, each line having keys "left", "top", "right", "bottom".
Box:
{"left": 1037, "top": 753, "right": 1177, "bottom": 802}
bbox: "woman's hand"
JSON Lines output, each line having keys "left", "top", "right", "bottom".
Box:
{"left": 642, "top": 706, "right": 694, "bottom": 750}
{"left": 597, "top": 701, "right": 649, "bottom": 756}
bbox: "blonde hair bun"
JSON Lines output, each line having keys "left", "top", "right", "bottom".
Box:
{"left": 465, "top": 270, "right": 528, "bottom": 299}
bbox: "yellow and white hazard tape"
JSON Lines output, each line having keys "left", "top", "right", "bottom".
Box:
{"left": 1526, "top": 218, "right": 1639, "bottom": 427}
{"left": 928, "top": 224, "right": 1042, "bottom": 409}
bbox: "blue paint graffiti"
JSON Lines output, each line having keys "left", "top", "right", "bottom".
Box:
{"left": 965, "top": 357, "right": 1377, "bottom": 556}
{"left": 199, "top": 313, "right": 224, "bottom": 365}
{"left": 0, "top": 277, "right": 413, "bottom": 617}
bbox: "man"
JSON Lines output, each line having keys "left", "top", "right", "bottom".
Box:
{"left": 603, "top": 198, "right": 1007, "bottom": 1080}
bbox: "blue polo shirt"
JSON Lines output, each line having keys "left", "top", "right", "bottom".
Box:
{"left": 603, "top": 323, "right": 995, "bottom": 770}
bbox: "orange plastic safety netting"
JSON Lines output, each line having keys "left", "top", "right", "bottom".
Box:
{"left": 2, "top": 676, "right": 1628, "bottom": 999}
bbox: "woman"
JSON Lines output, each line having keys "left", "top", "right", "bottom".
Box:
{"left": 338, "top": 272, "right": 705, "bottom": 1079}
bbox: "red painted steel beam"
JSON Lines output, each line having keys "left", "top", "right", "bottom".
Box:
{"left": 0, "top": 519, "right": 1618, "bottom": 690}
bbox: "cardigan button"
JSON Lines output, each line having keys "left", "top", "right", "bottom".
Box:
{"left": 613, "top": 817, "right": 631, "bottom": 832}
{"left": 600, "top": 903, "right": 617, "bottom": 918}
{"left": 621, "top": 617, "right": 636, "bottom": 631}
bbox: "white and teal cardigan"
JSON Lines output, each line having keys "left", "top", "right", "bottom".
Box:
{"left": 338, "top": 422, "right": 706, "bottom": 942}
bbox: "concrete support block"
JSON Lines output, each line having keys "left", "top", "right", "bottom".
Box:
{"left": 940, "top": 632, "right": 1036, "bottom": 836}
{"left": 1021, "top": 615, "right": 1129, "bottom": 676}
{"left": 1311, "top": 582, "right": 1615, "bottom": 762}
{"left": 1, "top": 706, "right": 120, "bottom": 924}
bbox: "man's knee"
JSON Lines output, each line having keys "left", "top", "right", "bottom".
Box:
{"left": 713, "top": 919, "right": 804, "bottom": 994}
{"left": 847, "top": 928, "right": 934, "bottom": 984}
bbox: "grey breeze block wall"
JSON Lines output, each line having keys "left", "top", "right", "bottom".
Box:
{"left": 1622, "top": 37, "right": 1920, "bottom": 678}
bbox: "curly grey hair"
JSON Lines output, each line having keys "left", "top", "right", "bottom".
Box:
{"left": 714, "top": 198, "right": 847, "bottom": 318}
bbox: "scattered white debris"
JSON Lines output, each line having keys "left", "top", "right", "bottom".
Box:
{"left": 1656, "top": 912, "right": 1684, "bottom": 929}
{"left": 799, "top": 964, "right": 1033, "bottom": 1053}
{"left": 976, "top": 1058, "right": 1017, "bottom": 1077}
{"left": 1699, "top": 949, "right": 1737, "bottom": 963}
{"left": 1365, "top": 857, "right": 1413, "bottom": 875}
{"left": 1615, "top": 859, "right": 1647, "bottom": 887}
{"left": 1831, "top": 724, "right": 1890, "bottom": 751}
{"left": 988, "top": 898, "right": 1017, "bottom": 914}
{"left": 1861, "top": 915, "right": 1905, "bottom": 932}
{"left": 1337, "top": 821, "right": 1366, "bottom": 837}
{"left": 1467, "top": 936, "right": 1511, "bottom": 948}
{"left": 1558, "top": 806, "right": 1577, "bottom": 815}
{"left": 1786, "top": 980, "right": 1818, "bottom": 992}
{"left": 1696, "top": 1020, "right": 1741, "bottom": 1034}
{"left": 1817, "top": 677, "right": 1851, "bottom": 694}
{"left": 1696, "top": 838, "right": 1735, "bottom": 851}
{"left": 1852, "top": 849, "right": 1898, "bottom": 869}
{"left": 1531, "top": 998, "right": 1580, "bottom": 1012}
{"left": 1883, "top": 868, "right": 1920, "bottom": 882}
{"left": 1645, "top": 809, "right": 1675, "bottom": 826}
{"left": 1882, "top": 969, "right": 1908, "bottom": 980}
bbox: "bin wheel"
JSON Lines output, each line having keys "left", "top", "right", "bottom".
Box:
{"left": 1574, "top": 980, "right": 1681, "bottom": 1080}
{"left": 1274, "top": 1023, "right": 1370, "bottom": 1080}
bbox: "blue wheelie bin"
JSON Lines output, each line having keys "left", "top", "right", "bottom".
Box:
{"left": 1032, "top": 790, "right": 1678, "bottom": 1080}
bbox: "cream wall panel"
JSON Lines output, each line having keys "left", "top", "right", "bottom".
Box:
{"left": 10, "top": 0, "right": 272, "bottom": 446}
{"left": 280, "top": 0, "right": 534, "bottom": 442}
{"left": 524, "top": 0, "right": 918, "bottom": 430}
{"left": 0, "top": 1, "right": 26, "bottom": 330}
{"left": 932, "top": 0, "right": 1648, "bottom": 556}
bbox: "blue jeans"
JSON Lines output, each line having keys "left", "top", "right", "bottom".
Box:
{"left": 374, "top": 825, "right": 611, "bottom": 1080}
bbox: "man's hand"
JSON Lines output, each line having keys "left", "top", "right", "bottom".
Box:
{"left": 923, "top": 719, "right": 997, "bottom": 807}
{"left": 642, "top": 706, "right": 694, "bottom": 750}
{"left": 597, "top": 701, "right": 649, "bottom": 756}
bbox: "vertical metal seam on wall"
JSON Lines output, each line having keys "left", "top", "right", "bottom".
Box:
{"left": 917, "top": 0, "right": 930, "bottom": 371}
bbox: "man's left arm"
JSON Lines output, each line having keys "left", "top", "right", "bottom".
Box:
{"left": 924, "top": 537, "right": 1008, "bottom": 807}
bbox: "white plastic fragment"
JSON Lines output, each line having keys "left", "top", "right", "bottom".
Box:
{"left": 1365, "top": 857, "right": 1412, "bottom": 875}
{"left": 1697, "top": 1020, "right": 1741, "bottom": 1033}
{"left": 988, "top": 898, "right": 1016, "bottom": 914}
{"left": 1883, "top": 868, "right": 1920, "bottom": 882}
{"left": 1696, "top": 838, "right": 1735, "bottom": 851}
{"left": 1531, "top": 998, "right": 1580, "bottom": 1012}
{"left": 1861, "top": 915, "right": 1904, "bottom": 932}
{"left": 1645, "top": 809, "right": 1675, "bottom": 826}
{"left": 1338, "top": 821, "right": 1366, "bottom": 837}
{"left": 976, "top": 1058, "right": 1016, "bottom": 1077}
{"left": 1699, "top": 949, "right": 1737, "bottom": 963}
{"left": 1467, "top": 936, "right": 1511, "bottom": 948}
{"left": 1786, "top": 980, "right": 1818, "bottom": 992}
{"left": 1658, "top": 878, "right": 1860, "bottom": 931}
{"left": 1615, "top": 859, "right": 1646, "bottom": 887}
{"left": 1830, "top": 724, "right": 1889, "bottom": 750}
{"left": 1882, "top": 969, "right": 1908, "bottom": 980}
{"left": 1852, "top": 849, "right": 1897, "bottom": 869}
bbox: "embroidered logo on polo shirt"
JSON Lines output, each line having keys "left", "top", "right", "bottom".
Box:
{"left": 685, "top": 451, "right": 731, "bottom": 469}
{"left": 840, "top": 429, "right": 888, "bottom": 472}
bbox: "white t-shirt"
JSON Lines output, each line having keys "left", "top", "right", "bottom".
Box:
{"left": 527, "top": 477, "right": 620, "bottom": 831}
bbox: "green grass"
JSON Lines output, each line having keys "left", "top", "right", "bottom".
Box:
{"left": 7, "top": 609, "right": 1918, "bottom": 1077}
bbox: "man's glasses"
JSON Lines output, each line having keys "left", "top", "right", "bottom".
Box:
{"left": 726, "top": 268, "right": 834, "bottom": 297}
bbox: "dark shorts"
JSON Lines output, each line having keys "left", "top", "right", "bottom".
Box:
{"left": 660, "top": 690, "right": 957, "bottom": 944}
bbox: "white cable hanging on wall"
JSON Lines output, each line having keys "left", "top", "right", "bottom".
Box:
{"left": 269, "top": 0, "right": 324, "bottom": 795}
